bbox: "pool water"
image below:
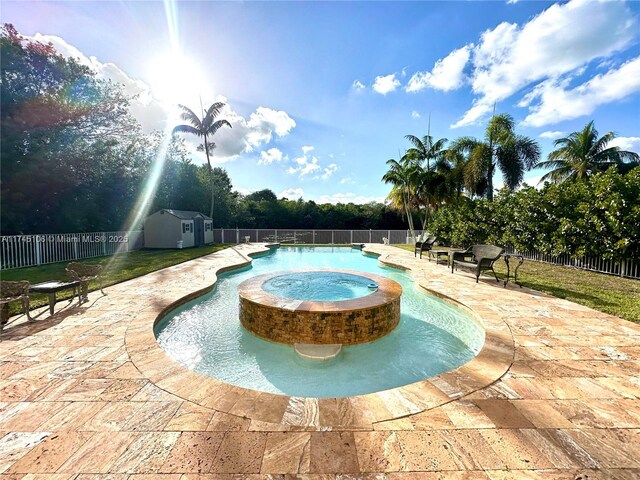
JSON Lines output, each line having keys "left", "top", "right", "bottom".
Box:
{"left": 155, "top": 246, "right": 485, "bottom": 398}
{"left": 262, "top": 271, "right": 376, "bottom": 301}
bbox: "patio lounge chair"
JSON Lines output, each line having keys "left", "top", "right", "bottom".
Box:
{"left": 451, "top": 245, "right": 504, "bottom": 283}
{"left": 415, "top": 235, "right": 437, "bottom": 259}
{"left": 66, "top": 262, "right": 105, "bottom": 304}
{"left": 1, "top": 280, "right": 32, "bottom": 330}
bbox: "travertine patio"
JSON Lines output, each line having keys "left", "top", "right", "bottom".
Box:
{"left": 0, "top": 244, "right": 638, "bottom": 479}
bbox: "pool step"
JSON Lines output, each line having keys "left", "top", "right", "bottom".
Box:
{"left": 294, "top": 343, "right": 342, "bottom": 360}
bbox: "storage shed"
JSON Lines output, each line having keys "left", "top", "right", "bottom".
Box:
{"left": 144, "top": 209, "right": 214, "bottom": 249}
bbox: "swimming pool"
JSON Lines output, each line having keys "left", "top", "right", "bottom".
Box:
{"left": 154, "top": 246, "right": 485, "bottom": 398}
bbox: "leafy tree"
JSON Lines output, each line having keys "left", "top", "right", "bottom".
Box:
{"left": 1, "top": 23, "right": 135, "bottom": 234}
{"left": 535, "top": 121, "right": 640, "bottom": 183}
{"left": 173, "top": 103, "right": 232, "bottom": 219}
{"left": 450, "top": 113, "right": 540, "bottom": 201}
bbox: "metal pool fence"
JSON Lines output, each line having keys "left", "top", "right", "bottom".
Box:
{"left": 1, "top": 228, "right": 638, "bottom": 279}
{"left": 212, "top": 229, "right": 410, "bottom": 246}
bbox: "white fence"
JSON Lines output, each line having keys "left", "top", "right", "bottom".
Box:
{"left": 0, "top": 231, "right": 143, "bottom": 270}
{"left": 504, "top": 246, "right": 639, "bottom": 280}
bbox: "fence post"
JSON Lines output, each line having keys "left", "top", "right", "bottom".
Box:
{"left": 35, "top": 238, "right": 42, "bottom": 266}
{"left": 313, "top": 230, "right": 315, "bottom": 245}
{"left": 256, "top": 229, "right": 259, "bottom": 242}
{"left": 350, "top": 230, "right": 353, "bottom": 244}
{"left": 275, "top": 229, "right": 278, "bottom": 243}
{"left": 73, "top": 235, "right": 79, "bottom": 259}
{"left": 236, "top": 228, "right": 239, "bottom": 244}
{"left": 331, "top": 231, "right": 334, "bottom": 244}
{"left": 293, "top": 231, "right": 297, "bottom": 244}
{"left": 369, "top": 229, "right": 372, "bottom": 243}
{"left": 221, "top": 229, "right": 224, "bottom": 243}
{"left": 620, "top": 259, "right": 626, "bottom": 278}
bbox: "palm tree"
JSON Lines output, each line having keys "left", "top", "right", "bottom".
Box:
{"left": 450, "top": 113, "right": 541, "bottom": 201}
{"left": 535, "top": 121, "right": 640, "bottom": 184}
{"left": 173, "top": 102, "right": 232, "bottom": 218}
{"left": 404, "top": 134, "right": 448, "bottom": 173}
{"left": 382, "top": 156, "right": 418, "bottom": 237}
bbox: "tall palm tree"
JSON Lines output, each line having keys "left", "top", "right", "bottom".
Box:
{"left": 535, "top": 121, "right": 640, "bottom": 184}
{"left": 450, "top": 113, "right": 540, "bottom": 201}
{"left": 173, "top": 102, "right": 232, "bottom": 218}
{"left": 382, "top": 156, "right": 418, "bottom": 237}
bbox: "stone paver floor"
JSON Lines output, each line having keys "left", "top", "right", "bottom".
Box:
{"left": 0, "top": 243, "right": 638, "bottom": 479}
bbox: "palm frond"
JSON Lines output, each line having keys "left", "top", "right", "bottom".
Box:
{"left": 206, "top": 119, "right": 232, "bottom": 136}
{"left": 172, "top": 124, "right": 201, "bottom": 136}
{"left": 177, "top": 105, "right": 202, "bottom": 129}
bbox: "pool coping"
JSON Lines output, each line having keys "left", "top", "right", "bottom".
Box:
{"left": 125, "top": 243, "right": 514, "bottom": 428}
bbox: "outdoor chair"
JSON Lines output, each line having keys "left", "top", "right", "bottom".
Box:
{"left": 1, "top": 280, "right": 32, "bottom": 330}
{"left": 66, "top": 262, "right": 105, "bottom": 304}
{"left": 415, "top": 235, "right": 437, "bottom": 259}
{"left": 451, "top": 245, "right": 504, "bottom": 283}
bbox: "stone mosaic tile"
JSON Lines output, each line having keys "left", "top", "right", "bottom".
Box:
{"left": 0, "top": 243, "right": 638, "bottom": 476}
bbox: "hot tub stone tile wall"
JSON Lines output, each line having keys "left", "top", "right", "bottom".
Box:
{"left": 240, "top": 296, "right": 401, "bottom": 345}
{"left": 238, "top": 270, "right": 402, "bottom": 345}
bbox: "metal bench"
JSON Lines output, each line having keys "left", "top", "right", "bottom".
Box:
{"left": 451, "top": 245, "right": 504, "bottom": 283}
{"left": 66, "top": 262, "right": 105, "bottom": 303}
{"left": 1, "top": 280, "right": 32, "bottom": 331}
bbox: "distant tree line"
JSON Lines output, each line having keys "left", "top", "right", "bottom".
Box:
{"left": 0, "top": 24, "right": 404, "bottom": 235}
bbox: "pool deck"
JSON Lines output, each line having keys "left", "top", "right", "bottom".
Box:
{"left": 0, "top": 243, "right": 638, "bottom": 478}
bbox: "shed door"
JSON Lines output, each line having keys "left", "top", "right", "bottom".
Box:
{"left": 194, "top": 217, "right": 205, "bottom": 246}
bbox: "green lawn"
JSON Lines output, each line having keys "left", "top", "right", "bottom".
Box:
{"left": 2, "top": 244, "right": 232, "bottom": 315}
{"left": 394, "top": 244, "right": 640, "bottom": 324}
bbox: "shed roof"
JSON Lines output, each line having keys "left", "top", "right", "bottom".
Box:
{"left": 157, "top": 209, "right": 212, "bottom": 220}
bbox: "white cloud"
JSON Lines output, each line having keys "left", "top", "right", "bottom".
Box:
{"left": 340, "top": 177, "right": 355, "bottom": 184}
{"left": 451, "top": 103, "right": 493, "bottom": 129}
{"left": 31, "top": 33, "right": 167, "bottom": 132}
{"left": 521, "top": 57, "right": 640, "bottom": 127}
{"left": 203, "top": 104, "right": 296, "bottom": 161}
{"left": 352, "top": 80, "right": 366, "bottom": 91}
{"left": 279, "top": 188, "right": 304, "bottom": 200}
{"left": 316, "top": 192, "right": 386, "bottom": 205}
{"left": 286, "top": 146, "right": 337, "bottom": 179}
{"left": 372, "top": 73, "right": 401, "bottom": 95}
{"left": 28, "top": 33, "right": 297, "bottom": 162}
{"left": 258, "top": 147, "right": 285, "bottom": 165}
{"left": 609, "top": 136, "right": 640, "bottom": 153}
{"left": 288, "top": 155, "right": 321, "bottom": 177}
{"left": 406, "top": 45, "right": 471, "bottom": 93}
{"left": 539, "top": 130, "right": 565, "bottom": 139}
{"left": 317, "top": 163, "right": 338, "bottom": 180}
{"left": 411, "top": 111, "right": 421, "bottom": 119}
{"left": 450, "top": 0, "right": 638, "bottom": 127}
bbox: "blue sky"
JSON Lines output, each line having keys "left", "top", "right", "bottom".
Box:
{"left": 3, "top": 0, "right": 640, "bottom": 203}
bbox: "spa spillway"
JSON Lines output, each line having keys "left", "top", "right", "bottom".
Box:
{"left": 238, "top": 269, "right": 402, "bottom": 345}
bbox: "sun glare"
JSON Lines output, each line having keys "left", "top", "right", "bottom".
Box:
{"left": 147, "top": 53, "right": 210, "bottom": 108}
